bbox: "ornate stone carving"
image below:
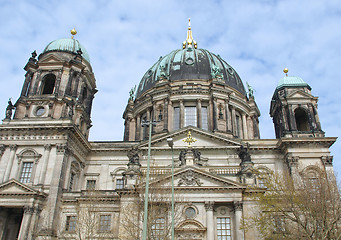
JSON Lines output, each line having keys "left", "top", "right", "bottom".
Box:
{"left": 178, "top": 170, "right": 202, "bottom": 186}
{"left": 10, "top": 144, "right": 18, "bottom": 151}
{"left": 0, "top": 144, "right": 5, "bottom": 157}
{"left": 286, "top": 155, "right": 299, "bottom": 167}
{"left": 5, "top": 99, "right": 15, "bottom": 120}
{"left": 204, "top": 201, "right": 214, "bottom": 211}
{"left": 237, "top": 145, "right": 251, "bottom": 162}
{"left": 234, "top": 201, "right": 243, "bottom": 211}
{"left": 321, "top": 156, "right": 333, "bottom": 166}
{"left": 44, "top": 144, "right": 52, "bottom": 151}
{"left": 24, "top": 206, "right": 35, "bottom": 214}
{"left": 127, "top": 146, "right": 141, "bottom": 165}
{"left": 56, "top": 144, "right": 69, "bottom": 155}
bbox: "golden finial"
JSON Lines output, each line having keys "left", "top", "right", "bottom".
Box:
{"left": 71, "top": 28, "right": 77, "bottom": 39}
{"left": 283, "top": 68, "right": 288, "bottom": 76}
{"left": 182, "top": 18, "right": 197, "bottom": 49}
{"left": 183, "top": 131, "right": 197, "bottom": 148}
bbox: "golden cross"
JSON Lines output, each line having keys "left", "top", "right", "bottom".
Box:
{"left": 183, "top": 131, "right": 197, "bottom": 148}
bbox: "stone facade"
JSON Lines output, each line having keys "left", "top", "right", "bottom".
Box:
{"left": 0, "top": 31, "right": 336, "bottom": 240}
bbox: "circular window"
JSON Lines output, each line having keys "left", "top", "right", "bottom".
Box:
{"left": 185, "top": 207, "right": 196, "bottom": 218}
{"left": 36, "top": 106, "right": 46, "bottom": 116}
{"left": 185, "top": 57, "right": 194, "bottom": 65}
{"left": 227, "top": 67, "right": 234, "bottom": 75}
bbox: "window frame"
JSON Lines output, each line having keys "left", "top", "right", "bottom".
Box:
{"left": 19, "top": 162, "right": 34, "bottom": 183}
{"left": 99, "top": 214, "right": 112, "bottom": 232}
{"left": 65, "top": 215, "right": 77, "bottom": 232}
{"left": 16, "top": 149, "right": 41, "bottom": 184}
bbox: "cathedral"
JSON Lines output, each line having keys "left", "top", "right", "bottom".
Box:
{"left": 0, "top": 21, "right": 336, "bottom": 240}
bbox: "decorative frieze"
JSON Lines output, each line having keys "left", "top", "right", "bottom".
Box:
{"left": 178, "top": 170, "right": 202, "bottom": 186}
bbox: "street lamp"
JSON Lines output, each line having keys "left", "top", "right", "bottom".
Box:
{"left": 167, "top": 138, "right": 175, "bottom": 240}
{"left": 141, "top": 119, "right": 157, "bottom": 240}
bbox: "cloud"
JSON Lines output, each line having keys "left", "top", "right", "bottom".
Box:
{"left": 0, "top": 0, "right": 340, "bottom": 177}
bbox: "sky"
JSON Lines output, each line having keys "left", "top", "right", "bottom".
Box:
{"left": 0, "top": 0, "right": 340, "bottom": 178}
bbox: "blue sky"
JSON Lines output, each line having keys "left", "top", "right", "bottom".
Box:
{"left": 0, "top": 0, "right": 340, "bottom": 178}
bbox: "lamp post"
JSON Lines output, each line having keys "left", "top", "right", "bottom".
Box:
{"left": 141, "top": 119, "right": 157, "bottom": 240}
{"left": 167, "top": 138, "right": 175, "bottom": 240}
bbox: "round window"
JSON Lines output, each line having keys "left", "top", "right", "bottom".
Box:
{"left": 185, "top": 207, "right": 196, "bottom": 218}
{"left": 185, "top": 57, "right": 194, "bottom": 65}
{"left": 36, "top": 106, "right": 46, "bottom": 116}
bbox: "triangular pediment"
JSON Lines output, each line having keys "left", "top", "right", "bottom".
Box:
{"left": 38, "top": 54, "right": 64, "bottom": 64}
{"left": 139, "top": 126, "right": 242, "bottom": 149}
{"left": 149, "top": 166, "right": 245, "bottom": 190}
{"left": 286, "top": 89, "right": 314, "bottom": 99}
{"left": 0, "top": 179, "right": 46, "bottom": 197}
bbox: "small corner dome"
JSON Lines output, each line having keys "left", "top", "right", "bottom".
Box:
{"left": 43, "top": 38, "right": 90, "bottom": 63}
{"left": 276, "top": 75, "right": 310, "bottom": 90}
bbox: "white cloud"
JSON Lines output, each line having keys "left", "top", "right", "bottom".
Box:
{"left": 0, "top": 0, "right": 340, "bottom": 176}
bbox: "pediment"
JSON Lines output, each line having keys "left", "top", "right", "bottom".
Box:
{"left": 286, "top": 89, "right": 314, "bottom": 99}
{"left": 39, "top": 54, "right": 64, "bottom": 64}
{"left": 139, "top": 126, "right": 242, "bottom": 149}
{"left": 150, "top": 166, "right": 245, "bottom": 190}
{"left": 0, "top": 179, "right": 46, "bottom": 197}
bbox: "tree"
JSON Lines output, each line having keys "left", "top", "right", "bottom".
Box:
{"left": 243, "top": 168, "right": 341, "bottom": 240}
{"left": 60, "top": 190, "right": 115, "bottom": 240}
{"left": 119, "top": 169, "right": 182, "bottom": 240}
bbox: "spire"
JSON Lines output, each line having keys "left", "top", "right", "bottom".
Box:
{"left": 182, "top": 18, "right": 197, "bottom": 49}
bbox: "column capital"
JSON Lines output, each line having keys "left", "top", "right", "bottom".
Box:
{"left": 234, "top": 201, "right": 243, "bottom": 211}
{"left": 56, "top": 144, "right": 70, "bottom": 155}
{"left": 204, "top": 201, "right": 214, "bottom": 211}
{"left": 321, "top": 156, "right": 333, "bottom": 166}
{"left": 24, "top": 206, "right": 35, "bottom": 214}
{"left": 44, "top": 144, "right": 52, "bottom": 151}
{"left": 197, "top": 98, "right": 202, "bottom": 104}
{"left": 10, "top": 144, "right": 18, "bottom": 151}
{"left": 0, "top": 144, "right": 5, "bottom": 156}
{"left": 286, "top": 155, "right": 299, "bottom": 167}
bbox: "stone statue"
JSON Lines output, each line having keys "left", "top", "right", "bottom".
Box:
{"left": 129, "top": 85, "right": 136, "bottom": 101}
{"left": 127, "top": 146, "right": 140, "bottom": 165}
{"left": 211, "top": 64, "right": 223, "bottom": 79}
{"left": 237, "top": 145, "right": 251, "bottom": 162}
{"left": 246, "top": 82, "right": 254, "bottom": 98}
{"left": 179, "top": 150, "right": 187, "bottom": 166}
{"left": 5, "top": 98, "right": 15, "bottom": 120}
{"left": 159, "top": 64, "right": 168, "bottom": 79}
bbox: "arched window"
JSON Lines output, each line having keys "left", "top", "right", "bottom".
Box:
{"left": 295, "top": 108, "right": 309, "bottom": 131}
{"left": 42, "top": 74, "right": 56, "bottom": 94}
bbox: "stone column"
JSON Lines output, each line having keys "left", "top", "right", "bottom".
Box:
{"left": 288, "top": 105, "right": 297, "bottom": 131}
{"left": 27, "top": 207, "right": 41, "bottom": 240}
{"left": 231, "top": 107, "right": 237, "bottom": 136}
{"left": 234, "top": 201, "right": 244, "bottom": 240}
{"left": 213, "top": 97, "right": 218, "bottom": 131}
{"left": 39, "top": 144, "right": 52, "bottom": 185}
{"left": 242, "top": 113, "right": 248, "bottom": 139}
{"left": 20, "top": 71, "right": 33, "bottom": 97}
{"left": 286, "top": 155, "right": 299, "bottom": 177}
{"left": 163, "top": 98, "right": 169, "bottom": 131}
{"left": 129, "top": 118, "right": 136, "bottom": 141}
{"left": 17, "top": 207, "right": 34, "bottom": 240}
{"left": 225, "top": 100, "right": 231, "bottom": 132}
{"left": 205, "top": 201, "right": 215, "bottom": 240}
{"left": 197, "top": 99, "right": 202, "bottom": 129}
{"left": 180, "top": 100, "right": 184, "bottom": 128}
{"left": 3, "top": 144, "right": 17, "bottom": 182}
{"left": 136, "top": 114, "right": 141, "bottom": 141}
{"left": 168, "top": 100, "right": 173, "bottom": 131}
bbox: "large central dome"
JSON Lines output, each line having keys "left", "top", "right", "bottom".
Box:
{"left": 136, "top": 48, "right": 246, "bottom": 98}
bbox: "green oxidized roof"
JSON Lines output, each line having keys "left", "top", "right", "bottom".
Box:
{"left": 43, "top": 38, "right": 90, "bottom": 62}
{"left": 276, "top": 76, "right": 310, "bottom": 90}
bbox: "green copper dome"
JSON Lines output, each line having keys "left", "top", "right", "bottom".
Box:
{"left": 276, "top": 75, "right": 310, "bottom": 90}
{"left": 43, "top": 38, "right": 90, "bottom": 62}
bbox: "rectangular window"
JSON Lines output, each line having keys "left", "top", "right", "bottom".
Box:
{"left": 99, "top": 215, "right": 111, "bottom": 232}
{"left": 185, "top": 106, "right": 197, "bottom": 127}
{"left": 116, "top": 178, "right": 124, "bottom": 189}
{"left": 65, "top": 216, "right": 77, "bottom": 232}
{"left": 173, "top": 107, "right": 180, "bottom": 130}
{"left": 69, "top": 172, "right": 75, "bottom": 191}
{"left": 86, "top": 180, "right": 96, "bottom": 190}
{"left": 217, "top": 217, "right": 231, "bottom": 240}
{"left": 202, "top": 106, "right": 208, "bottom": 130}
{"left": 151, "top": 217, "right": 165, "bottom": 239}
{"left": 20, "top": 162, "right": 33, "bottom": 183}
